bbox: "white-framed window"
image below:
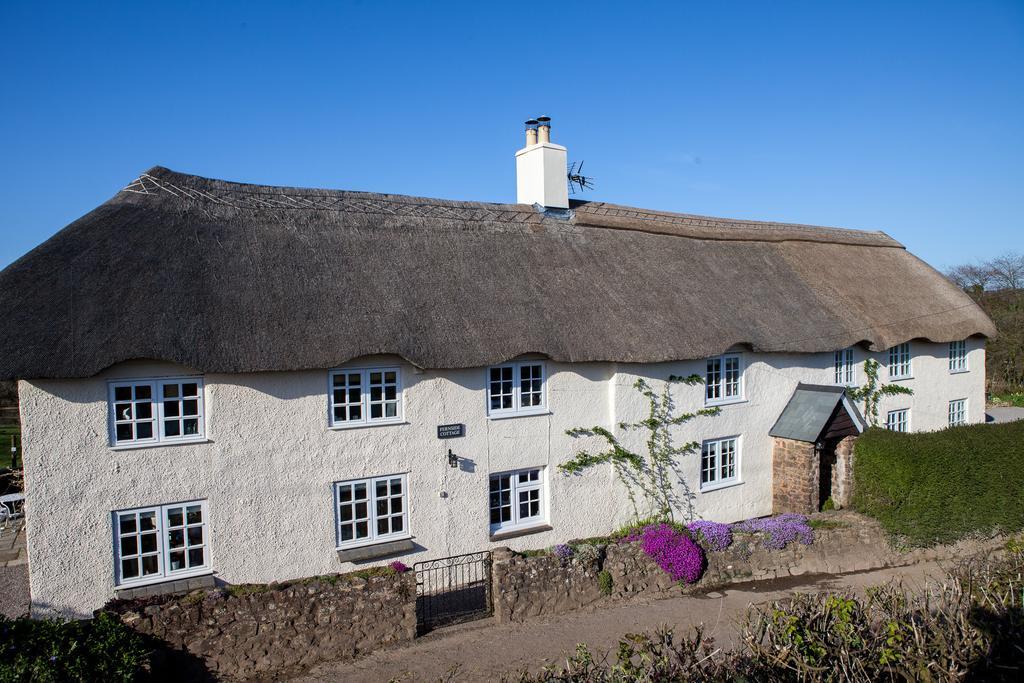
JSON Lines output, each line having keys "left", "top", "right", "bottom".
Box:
{"left": 834, "top": 348, "right": 856, "bottom": 385}
{"left": 489, "top": 467, "right": 546, "bottom": 533}
{"left": 885, "top": 409, "right": 909, "bottom": 432}
{"left": 329, "top": 367, "right": 402, "bottom": 427}
{"left": 113, "top": 500, "right": 210, "bottom": 587}
{"left": 334, "top": 474, "right": 409, "bottom": 548}
{"left": 487, "top": 362, "right": 547, "bottom": 417}
{"left": 701, "top": 436, "right": 740, "bottom": 491}
{"left": 705, "top": 354, "right": 743, "bottom": 405}
{"left": 948, "top": 399, "right": 967, "bottom": 426}
{"left": 887, "top": 343, "right": 912, "bottom": 380}
{"left": 949, "top": 340, "right": 968, "bottom": 373}
{"left": 108, "top": 378, "right": 205, "bottom": 447}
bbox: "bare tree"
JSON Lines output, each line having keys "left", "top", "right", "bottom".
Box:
{"left": 988, "top": 252, "right": 1024, "bottom": 291}
{"left": 946, "top": 263, "right": 992, "bottom": 292}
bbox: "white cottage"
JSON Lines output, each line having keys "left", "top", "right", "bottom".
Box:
{"left": 0, "top": 118, "right": 994, "bottom": 617}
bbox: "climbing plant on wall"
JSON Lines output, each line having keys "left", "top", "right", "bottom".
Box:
{"left": 559, "top": 375, "right": 720, "bottom": 522}
{"left": 846, "top": 359, "right": 913, "bottom": 426}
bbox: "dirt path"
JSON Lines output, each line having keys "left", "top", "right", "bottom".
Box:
{"left": 289, "top": 561, "right": 947, "bottom": 683}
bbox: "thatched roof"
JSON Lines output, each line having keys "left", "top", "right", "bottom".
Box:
{"left": 0, "top": 166, "right": 995, "bottom": 380}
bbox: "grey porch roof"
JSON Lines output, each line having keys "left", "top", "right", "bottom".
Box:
{"left": 0, "top": 166, "right": 997, "bottom": 379}
{"left": 769, "top": 384, "right": 866, "bottom": 443}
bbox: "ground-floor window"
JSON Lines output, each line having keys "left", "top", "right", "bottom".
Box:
{"left": 948, "top": 399, "right": 967, "bottom": 427}
{"left": 886, "top": 409, "right": 910, "bottom": 432}
{"left": 701, "top": 437, "right": 740, "bottom": 490}
{"left": 113, "top": 500, "right": 209, "bottom": 586}
{"left": 489, "top": 467, "right": 545, "bottom": 533}
{"left": 334, "top": 474, "right": 409, "bottom": 548}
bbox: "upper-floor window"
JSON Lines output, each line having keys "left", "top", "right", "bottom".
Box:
{"left": 113, "top": 500, "right": 210, "bottom": 587}
{"left": 334, "top": 474, "right": 409, "bottom": 549}
{"left": 886, "top": 408, "right": 909, "bottom": 432}
{"left": 329, "top": 367, "right": 402, "bottom": 428}
{"left": 705, "top": 354, "right": 743, "bottom": 405}
{"left": 949, "top": 340, "right": 968, "bottom": 373}
{"left": 834, "top": 348, "right": 856, "bottom": 385}
{"left": 701, "top": 436, "right": 740, "bottom": 491}
{"left": 489, "top": 467, "right": 546, "bottom": 534}
{"left": 948, "top": 399, "right": 967, "bottom": 427}
{"left": 487, "top": 362, "right": 546, "bottom": 417}
{"left": 887, "top": 343, "right": 912, "bottom": 380}
{"left": 108, "top": 378, "right": 205, "bottom": 447}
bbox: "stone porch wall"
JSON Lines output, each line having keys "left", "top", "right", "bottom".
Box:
{"left": 772, "top": 437, "right": 819, "bottom": 514}
{"left": 831, "top": 436, "right": 856, "bottom": 508}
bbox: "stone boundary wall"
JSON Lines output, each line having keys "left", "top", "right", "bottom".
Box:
{"left": 107, "top": 572, "right": 416, "bottom": 681}
{"left": 492, "top": 513, "right": 1006, "bottom": 624}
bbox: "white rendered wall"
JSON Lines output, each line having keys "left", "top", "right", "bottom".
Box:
{"left": 20, "top": 339, "right": 985, "bottom": 616}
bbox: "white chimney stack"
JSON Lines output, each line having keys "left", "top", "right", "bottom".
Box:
{"left": 516, "top": 115, "right": 569, "bottom": 209}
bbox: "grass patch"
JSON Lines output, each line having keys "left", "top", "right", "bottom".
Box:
{"left": 851, "top": 422, "right": 1024, "bottom": 546}
{"left": 597, "top": 570, "right": 613, "bottom": 596}
{"left": 0, "top": 424, "right": 19, "bottom": 469}
{"left": 989, "top": 392, "right": 1024, "bottom": 407}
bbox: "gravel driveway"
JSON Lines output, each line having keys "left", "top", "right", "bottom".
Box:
{"left": 0, "top": 564, "right": 29, "bottom": 618}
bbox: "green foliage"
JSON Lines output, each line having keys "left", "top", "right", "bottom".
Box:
{"left": 0, "top": 425, "right": 19, "bottom": 470}
{"left": 514, "top": 550, "right": 1024, "bottom": 681}
{"left": 0, "top": 612, "right": 149, "bottom": 682}
{"left": 821, "top": 496, "right": 836, "bottom": 512}
{"left": 852, "top": 421, "right": 1024, "bottom": 545}
{"left": 597, "top": 570, "right": 613, "bottom": 596}
{"left": 990, "top": 391, "right": 1024, "bottom": 407}
{"left": 845, "top": 359, "right": 913, "bottom": 426}
{"left": 560, "top": 375, "right": 720, "bottom": 521}
{"left": 976, "top": 289, "right": 1024, "bottom": 394}
{"left": 609, "top": 517, "right": 686, "bottom": 540}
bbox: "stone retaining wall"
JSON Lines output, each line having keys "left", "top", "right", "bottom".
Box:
{"left": 491, "top": 513, "right": 1005, "bottom": 624}
{"left": 107, "top": 572, "right": 416, "bottom": 681}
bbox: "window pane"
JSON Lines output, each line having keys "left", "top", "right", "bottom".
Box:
{"left": 186, "top": 506, "right": 202, "bottom": 524}
{"left": 339, "top": 485, "right": 352, "bottom": 503}
{"left": 183, "top": 419, "right": 199, "bottom": 435}
{"left": 168, "top": 529, "right": 185, "bottom": 548}
{"left": 135, "top": 385, "right": 151, "bottom": 400}
{"left": 116, "top": 424, "right": 133, "bottom": 441}
{"left": 121, "top": 559, "right": 139, "bottom": 579}
{"left": 141, "top": 555, "right": 160, "bottom": 576}
{"left": 114, "top": 386, "right": 132, "bottom": 401}
{"left": 392, "top": 516, "right": 404, "bottom": 532}
{"left": 120, "top": 536, "right": 137, "bottom": 556}
{"left": 188, "top": 548, "right": 204, "bottom": 567}
{"left": 355, "top": 521, "right": 368, "bottom": 538}
{"left": 183, "top": 400, "right": 199, "bottom": 416}
{"left": 135, "top": 402, "right": 152, "bottom": 420}
{"left": 136, "top": 422, "right": 153, "bottom": 439}
{"left": 119, "top": 515, "right": 136, "bottom": 534}
{"left": 377, "top": 518, "right": 389, "bottom": 535}
{"left": 164, "top": 421, "right": 180, "bottom": 437}
{"left": 115, "top": 403, "right": 133, "bottom": 421}
{"left": 140, "top": 533, "right": 158, "bottom": 554}
{"left": 187, "top": 526, "right": 203, "bottom": 546}
{"left": 169, "top": 551, "right": 186, "bottom": 571}
{"left": 165, "top": 402, "right": 180, "bottom": 418}
{"left": 182, "top": 383, "right": 199, "bottom": 397}
{"left": 163, "top": 384, "right": 179, "bottom": 399}
{"left": 139, "top": 512, "right": 157, "bottom": 531}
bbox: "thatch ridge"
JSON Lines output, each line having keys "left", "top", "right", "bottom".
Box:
{"left": 0, "top": 166, "right": 995, "bottom": 379}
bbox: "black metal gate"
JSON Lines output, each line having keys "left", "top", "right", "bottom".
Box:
{"left": 414, "top": 551, "right": 492, "bottom": 633}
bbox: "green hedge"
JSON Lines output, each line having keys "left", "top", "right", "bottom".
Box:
{"left": 852, "top": 421, "right": 1024, "bottom": 546}
{"left": 0, "top": 613, "right": 149, "bottom": 682}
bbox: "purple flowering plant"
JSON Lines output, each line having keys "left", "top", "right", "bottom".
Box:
{"left": 686, "top": 520, "right": 733, "bottom": 552}
{"left": 639, "top": 523, "right": 706, "bottom": 584}
{"left": 388, "top": 560, "right": 410, "bottom": 573}
{"left": 732, "top": 514, "right": 814, "bottom": 550}
{"left": 553, "top": 543, "right": 574, "bottom": 560}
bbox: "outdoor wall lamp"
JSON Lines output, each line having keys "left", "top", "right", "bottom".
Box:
{"left": 446, "top": 449, "right": 459, "bottom": 468}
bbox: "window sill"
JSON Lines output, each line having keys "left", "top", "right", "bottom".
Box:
{"left": 489, "top": 523, "right": 553, "bottom": 542}
{"left": 336, "top": 536, "right": 415, "bottom": 562}
{"left": 887, "top": 375, "right": 913, "bottom": 382}
{"left": 115, "top": 571, "right": 215, "bottom": 599}
{"left": 329, "top": 420, "right": 409, "bottom": 431}
{"left": 949, "top": 369, "right": 970, "bottom": 375}
{"left": 110, "top": 438, "right": 210, "bottom": 451}
{"left": 704, "top": 398, "right": 747, "bottom": 409}
{"left": 487, "top": 410, "right": 551, "bottom": 421}
{"left": 700, "top": 480, "right": 743, "bottom": 494}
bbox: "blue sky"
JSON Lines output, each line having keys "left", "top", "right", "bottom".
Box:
{"left": 1, "top": 0, "right": 1021, "bottom": 271}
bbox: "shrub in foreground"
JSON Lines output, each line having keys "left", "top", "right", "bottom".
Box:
{"left": 0, "top": 612, "right": 149, "bottom": 682}
{"left": 512, "top": 546, "right": 1024, "bottom": 682}
{"left": 852, "top": 421, "right": 1024, "bottom": 546}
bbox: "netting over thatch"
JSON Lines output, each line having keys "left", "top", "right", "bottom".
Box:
{"left": 0, "top": 166, "right": 995, "bottom": 379}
